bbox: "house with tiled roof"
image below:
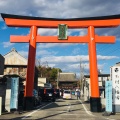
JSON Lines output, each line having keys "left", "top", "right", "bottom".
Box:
{"left": 0, "top": 48, "right": 38, "bottom": 112}
{"left": 58, "top": 72, "right": 78, "bottom": 89}
{"left": 4, "top": 48, "right": 27, "bottom": 77}
{"left": 3, "top": 48, "right": 39, "bottom": 88}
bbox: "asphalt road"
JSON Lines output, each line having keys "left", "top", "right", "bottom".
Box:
{"left": 0, "top": 96, "right": 117, "bottom": 120}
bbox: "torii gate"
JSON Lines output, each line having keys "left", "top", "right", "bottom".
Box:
{"left": 1, "top": 13, "right": 119, "bottom": 112}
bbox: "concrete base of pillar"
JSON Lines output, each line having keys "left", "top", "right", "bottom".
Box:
{"left": 23, "top": 97, "right": 34, "bottom": 111}
{"left": 90, "top": 97, "right": 102, "bottom": 112}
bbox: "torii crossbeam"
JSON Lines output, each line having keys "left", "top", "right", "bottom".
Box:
{"left": 1, "top": 13, "right": 119, "bottom": 112}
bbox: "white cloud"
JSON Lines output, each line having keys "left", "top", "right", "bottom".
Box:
{"left": 37, "top": 43, "right": 78, "bottom": 49}
{"left": 97, "top": 55, "right": 119, "bottom": 60}
{"left": 19, "top": 49, "right": 57, "bottom": 58}
{"left": 41, "top": 55, "right": 82, "bottom": 63}
{"left": 2, "top": 42, "right": 15, "bottom": 48}
{"left": 36, "top": 49, "right": 57, "bottom": 57}
{"left": 18, "top": 51, "right": 28, "bottom": 58}
{"left": 72, "top": 48, "right": 81, "bottom": 55}
{"left": 47, "top": 63, "right": 56, "bottom": 68}
{"left": 41, "top": 58, "right": 105, "bottom": 77}
{"left": 39, "top": 54, "right": 118, "bottom": 76}
{"left": 68, "top": 29, "right": 87, "bottom": 36}
{"left": 38, "top": 28, "right": 57, "bottom": 36}
{"left": 41, "top": 55, "right": 118, "bottom": 64}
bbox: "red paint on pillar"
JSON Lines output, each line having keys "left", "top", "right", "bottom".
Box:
{"left": 88, "top": 26, "right": 99, "bottom": 97}
{"left": 24, "top": 26, "right": 37, "bottom": 97}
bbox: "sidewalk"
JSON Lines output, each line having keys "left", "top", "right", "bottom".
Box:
{"left": 80, "top": 96, "right": 120, "bottom": 120}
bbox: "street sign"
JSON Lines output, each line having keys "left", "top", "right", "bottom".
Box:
{"left": 58, "top": 24, "right": 67, "bottom": 40}
{"left": 105, "top": 81, "right": 112, "bottom": 112}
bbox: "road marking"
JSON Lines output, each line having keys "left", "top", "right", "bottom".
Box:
{"left": 79, "top": 100, "right": 115, "bottom": 120}
{"left": 79, "top": 99, "right": 94, "bottom": 116}
{"left": 67, "top": 104, "right": 71, "bottom": 112}
{"left": 22, "top": 102, "right": 53, "bottom": 119}
{"left": 106, "top": 118, "right": 115, "bottom": 120}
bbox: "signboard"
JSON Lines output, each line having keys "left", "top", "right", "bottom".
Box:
{"left": 58, "top": 24, "right": 67, "bottom": 39}
{"left": 105, "top": 81, "right": 112, "bottom": 112}
{"left": 112, "top": 67, "right": 120, "bottom": 104}
{"left": 10, "top": 77, "right": 19, "bottom": 110}
{"left": 38, "top": 77, "right": 46, "bottom": 87}
{"left": 110, "top": 66, "right": 120, "bottom": 112}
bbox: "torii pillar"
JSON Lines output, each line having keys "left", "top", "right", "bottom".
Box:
{"left": 88, "top": 26, "right": 100, "bottom": 111}
{"left": 1, "top": 13, "right": 119, "bottom": 111}
{"left": 24, "top": 26, "right": 37, "bottom": 110}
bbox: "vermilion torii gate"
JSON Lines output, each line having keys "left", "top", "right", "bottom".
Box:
{"left": 1, "top": 13, "right": 118, "bottom": 111}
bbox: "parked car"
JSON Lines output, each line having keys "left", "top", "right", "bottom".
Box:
{"left": 39, "top": 88, "right": 56, "bottom": 102}
{"left": 60, "top": 89, "right": 64, "bottom": 96}
{"left": 54, "top": 89, "right": 60, "bottom": 98}
{"left": 38, "top": 88, "right": 44, "bottom": 101}
{"left": 63, "top": 90, "right": 72, "bottom": 99}
{"left": 71, "top": 90, "right": 75, "bottom": 95}
{"left": 18, "top": 89, "right": 41, "bottom": 109}
{"left": 45, "top": 88, "right": 56, "bottom": 102}
{"left": 33, "top": 89, "right": 42, "bottom": 106}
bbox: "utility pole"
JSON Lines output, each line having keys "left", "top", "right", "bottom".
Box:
{"left": 80, "top": 58, "right": 82, "bottom": 89}
{"left": 57, "top": 69, "right": 59, "bottom": 89}
{"left": 80, "top": 58, "right": 84, "bottom": 96}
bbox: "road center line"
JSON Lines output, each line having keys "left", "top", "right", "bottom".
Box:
{"left": 22, "top": 102, "right": 53, "bottom": 119}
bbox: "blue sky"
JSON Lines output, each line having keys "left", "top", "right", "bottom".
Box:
{"left": 0, "top": 0, "right": 120, "bottom": 77}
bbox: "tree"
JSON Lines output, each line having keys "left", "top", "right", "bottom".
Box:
{"left": 36, "top": 59, "right": 49, "bottom": 77}
{"left": 36, "top": 59, "right": 62, "bottom": 82}
{"left": 50, "top": 68, "right": 58, "bottom": 81}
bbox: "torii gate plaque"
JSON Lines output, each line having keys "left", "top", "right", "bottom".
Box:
{"left": 1, "top": 13, "right": 118, "bottom": 112}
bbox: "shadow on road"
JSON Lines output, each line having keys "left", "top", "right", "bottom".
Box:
{"left": 36, "top": 108, "right": 83, "bottom": 120}
{"left": 41, "top": 100, "right": 82, "bottom": 110}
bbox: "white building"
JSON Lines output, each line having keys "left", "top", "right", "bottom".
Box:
{"left": 83, "top": 74, "right": 110, "bottom": 105}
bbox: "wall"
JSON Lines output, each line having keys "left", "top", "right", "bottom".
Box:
{"left": 0, "top": 54, "right": 4, "bottom": 75}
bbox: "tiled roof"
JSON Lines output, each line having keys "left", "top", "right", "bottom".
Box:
{"left": 84, "top": 74, "right": 110, "bottom": 78}
{"left": 58, "top": 73, "right": 78, "bottom": 81}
